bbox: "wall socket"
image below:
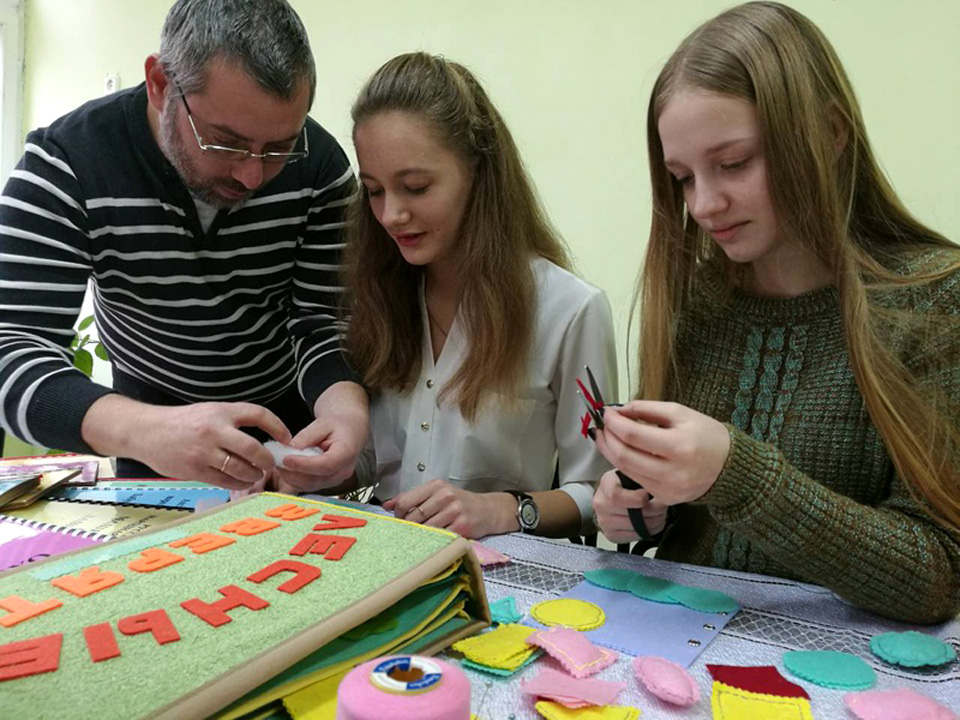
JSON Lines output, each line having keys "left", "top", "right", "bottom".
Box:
{"left": 104, "top": 73, "right": 121, "bottom": 94}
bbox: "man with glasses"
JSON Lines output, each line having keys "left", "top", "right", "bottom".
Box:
{"left": 0, "top": 0, "right": 368, "bottom": 494}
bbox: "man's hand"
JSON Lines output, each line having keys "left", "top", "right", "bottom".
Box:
{"left": 273, "top": 381, "right": 369, "bottom": 494}
{"left": 82, "top": 394, "right": 291, "bottom": 490}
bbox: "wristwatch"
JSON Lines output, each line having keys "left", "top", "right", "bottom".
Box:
{"left": 505, "top": 490, "right": 540, "bottom": 534}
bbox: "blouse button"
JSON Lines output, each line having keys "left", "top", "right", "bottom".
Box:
{"left": 417, "top": 462, "right": 426, "bottom": 472}
{"left": 426, "top": 379, "right": 435, "bottom": 389}
{"left": 420, "top": 421, "right": 430, "bottom": 432}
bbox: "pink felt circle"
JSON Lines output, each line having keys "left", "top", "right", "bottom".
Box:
{"left": 633, "top": 655, "right": 700, "bottom": 707}
{"left": 844, "top": 688, "right": 957, "bottom": 720}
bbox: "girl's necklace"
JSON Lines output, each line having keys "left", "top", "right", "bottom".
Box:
{"left": 427, "top": 309, "right": 449, "bottom": 338}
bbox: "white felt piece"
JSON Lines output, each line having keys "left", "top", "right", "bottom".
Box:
{"left": 264, "top": 441, "right": 324, "bottom": 468}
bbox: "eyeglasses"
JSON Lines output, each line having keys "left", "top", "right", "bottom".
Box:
{"left": 174, "top": 80, "right": 309, "bottom": 165}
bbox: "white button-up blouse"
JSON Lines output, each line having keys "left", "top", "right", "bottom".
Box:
{"left": 359, "top": 257, "right": 618, "bottom": 533}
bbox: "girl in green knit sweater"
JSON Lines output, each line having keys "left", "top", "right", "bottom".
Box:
{"left": 592, "top": 1, "right": 960, "bottom": 623}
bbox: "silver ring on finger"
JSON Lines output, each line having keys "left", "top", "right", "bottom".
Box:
{"left": 220, "top": 452, "right": 232, "bottom": 474}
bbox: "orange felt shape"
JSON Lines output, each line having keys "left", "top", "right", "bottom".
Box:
{"left": 50, "top": 566, "right": 124, "bottom": 597}
{"left": 248, "top": 560, "right": 322, "bottom": 594}
{"left": 117, "top": 609, "right": 181, "bottom": 645}
{"left": 0, "top": 633, "right": 62, "bottom": 681}
{"left": 264, "top": 503, "right": 320, "bottom": 520}
{"left": 169, "top": 533, "right": 236, "bottom": 554}
{"left": 288, "top": 534, "right": 357, "bottom": 561}
{"left": 0, "top": 595, "right": 62, "bottom": 627}
{"left": 128, "top": 548, "right": 185, "bottom": 573}
{"left": 84, "top": 623, "right": 121, "bottom": 663}
{"left": 221, "top": 518, "right": 282, "bottom": 536}
{"left": 310, "top": 514, "right": 368, "bottom": 532}
{"left": 181, "top": 584, "right": 270, "bottom": 627}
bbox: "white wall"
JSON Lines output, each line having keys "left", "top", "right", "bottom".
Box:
{"left": 21, "top": 0, "right": 960, "bottom": 395}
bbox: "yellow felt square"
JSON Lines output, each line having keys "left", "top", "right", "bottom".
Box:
{"left": 531, "top": 598, "right": 606, "bottom": 631}
{"left": 452, "top": 623, "right": 539, "bottom": 670}
{"left": 711, "top": 681, "right": 814, "bottom": 720}
{"left": 535, "top": 701, "right": 641, "bottom": 720}
{"left": 283, "top": 673, "right": 342, "bottom": 720}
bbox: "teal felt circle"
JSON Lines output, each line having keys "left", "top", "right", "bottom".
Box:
{"left": 783, "top": 650, "right": 876, "bottom": 690}
{"left": 584, "top": 569, "right": 642, "bottom": 592}
{"left": 666, "top": 584, "right": 739, "bottom": 613}
{"left": 870, "top": 631, "right": 957, "bottom": 668}
{"left": 628, "top": 574, "right": 680, "bottom": 604}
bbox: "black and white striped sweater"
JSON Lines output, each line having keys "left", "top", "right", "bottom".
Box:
{"left": 0, "top": 84, "right": 357, "bottom": 453}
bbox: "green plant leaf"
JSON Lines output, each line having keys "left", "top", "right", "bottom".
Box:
{"left": 70, "top": 335, "right": 79, "bottom": 349}
{"left": 78, "top": 315, "right": 95, "bottom": 331}
{"left": 74, "top": 348, "right": 93, "bottom": 377}
{"left": 94, "top": 343, "right": 109, "bottom": 361}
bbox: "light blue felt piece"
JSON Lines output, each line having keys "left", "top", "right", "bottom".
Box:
{"left": 459, "top": 651, "right": 542, "bottom": 677}
{"left": 629, "top": 574, "right": 681, "bottom": 604}
{"left": 870, "top": 631, "right": 957, "bottom": 668}
{"left": 29, "top": 526, "right": 191, "bottom": 581}
{"left": 584, "top": 569, "right": 642, "bottom": 592}
{"left": 666, "top": 583, "right": 739, "bottom": 613}
{"left": 783, "top": 650, "right": 876, "bottom": 690}
{"left": 489, "top": 596, "right": 523, "bottom": 624}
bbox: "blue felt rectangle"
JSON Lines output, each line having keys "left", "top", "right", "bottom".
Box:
{"left": 525, "top": 580, "right": 737, "bottom": 667}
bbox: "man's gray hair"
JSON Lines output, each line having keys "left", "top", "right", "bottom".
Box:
{"left": 158, "top": 0, "right": 316, "bottom": 104}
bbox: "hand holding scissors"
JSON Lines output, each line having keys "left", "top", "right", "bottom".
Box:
{"left": 576, "top": 366, "right": 657, "bottom": 540}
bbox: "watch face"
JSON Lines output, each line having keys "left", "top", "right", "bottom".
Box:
{"left": 518, "top": 499, "right": 539, "bottom": 528}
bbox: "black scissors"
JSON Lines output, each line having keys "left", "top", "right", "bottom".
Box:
{"left": 576, "top": 365, "right": 654, "bottom": 541}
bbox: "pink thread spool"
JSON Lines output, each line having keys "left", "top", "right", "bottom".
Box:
{"left": 336, "top": 655, "right": 471, "bottom": 720}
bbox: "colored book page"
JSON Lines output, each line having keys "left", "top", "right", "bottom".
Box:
{"left": 0, "top": 517, "right": 106, "bottom": 572}
{"left": 3, "top": 470, "right": 82, "bottom": 510}
{"left": 1, "top": 500, "right": 189, "bottom": 538}
{"left": 51, "top": 485, "right": 230, "bottom": 510}
{"left": 0, "top": 474, "right": 40, "bottom": 507}
{"left": 0, "top": 454, "right": 110, "bottom": 483}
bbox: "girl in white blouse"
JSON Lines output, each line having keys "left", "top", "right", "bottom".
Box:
{"left": 343, "top": 52, "right": 617, "bottom": 539}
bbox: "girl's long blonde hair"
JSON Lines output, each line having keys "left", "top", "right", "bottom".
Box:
{"left": 640, "top": 1, "right": 960, "bottom": 529}
{"left": 344, "top": 52, "right": 571, "bottom": 420}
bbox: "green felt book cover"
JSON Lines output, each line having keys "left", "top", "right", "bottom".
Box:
{"left": 0, "top": 492, "right": 490, "bottom": 719}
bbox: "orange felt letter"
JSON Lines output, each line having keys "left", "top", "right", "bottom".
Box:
{"left": 248, "top": 560, "right": 321, "bottom": 594}
{"left": 0, "top": 633, "right": 62, "bottom": 682}
{"left": 117, "top": 609, "right": 180, "bottom": 645}
{"left": 128, "top": 547, "right": 185, "bottom": 573}
{"left": 264, "top": 503, "right": 320, "bottom": 521}
{"left": 84, "top": 623, "right": 120, "bottom": 663}
{"left": 311, "top": 514, "right": 367, "bottom": 532}
{"left": 50, "top": 566, "right": 125, "bottom": 598}
{"left": 288, "top": 534, "right": 356, "bottom": 561}
{"left": 221, "top": 518, "right": 281, "bottom": 536}
{"left": 181, "top": 585, "right": 269, "bottom": 627}
{"left": 169, "top": 533, "right": 235, "bottom": 554}
{"left": 0, "top": 595, "right": 62, "bottom": 628}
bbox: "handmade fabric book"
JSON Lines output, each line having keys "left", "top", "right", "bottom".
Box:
{"left": 0, "top": 492, "right": 490, "bottom": 720}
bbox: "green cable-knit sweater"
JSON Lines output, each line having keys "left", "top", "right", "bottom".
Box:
{"left": 657, "top": 250, "right": 960, "bottom": 624}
